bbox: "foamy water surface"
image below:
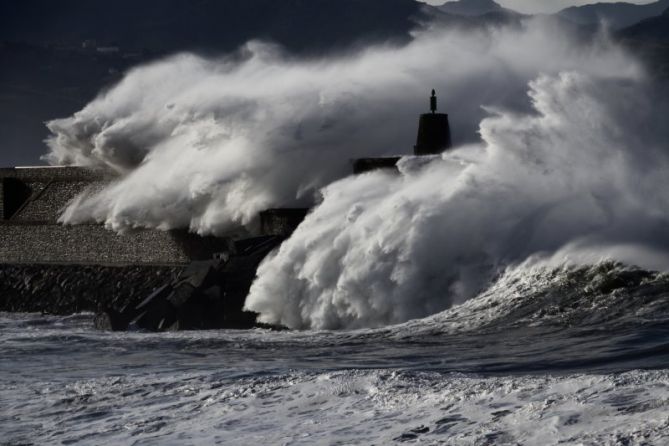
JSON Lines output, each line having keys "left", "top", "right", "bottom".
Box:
{"left": 3, "top": 263, "right": 669, "bottom": 445}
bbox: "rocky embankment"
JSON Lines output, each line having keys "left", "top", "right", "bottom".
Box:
{"left": 0, "top": 235, "right": 287, "bottom": 331}
{"left": 0, "top": 264, "right": 182, "bottom": 315}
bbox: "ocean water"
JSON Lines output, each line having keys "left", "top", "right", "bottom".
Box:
{"left": 2, "top": 262, "right": 669, "bottom": 445}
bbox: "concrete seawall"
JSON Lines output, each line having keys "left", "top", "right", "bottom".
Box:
{"left": 0, "top": 223, "right": 232, "bottom": 265}
{"left": 0, "top": 263, "right": 182, "bottom": 315}
{"left": 0, "top": 166, "right": 306, "bottom": 329}
{"left": 0, "top": 166, "right": 241, "bottom": 323}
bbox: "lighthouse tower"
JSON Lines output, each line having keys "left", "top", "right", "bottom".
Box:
{"left": 414, "top": 90, "right": 452, "bottom": 155}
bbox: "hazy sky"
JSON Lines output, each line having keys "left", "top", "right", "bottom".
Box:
{"left": 422, "top": 0, "right": 657, "bottom": 14}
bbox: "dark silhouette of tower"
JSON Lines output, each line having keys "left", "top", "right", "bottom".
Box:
{"left": 414, "top": 89, "right": 452, "bottom": 155}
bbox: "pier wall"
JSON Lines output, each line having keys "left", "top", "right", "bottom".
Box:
{"left": 0, "top": 263, "right": 182, "bottom": 314}
{"left": 0, "top": 167, "right": 231, "bottom": 265}
{"left": 0, "top": 223, "right": 231, "bottom": 265}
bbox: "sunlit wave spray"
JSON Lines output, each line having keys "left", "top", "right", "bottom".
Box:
{"left": 44, "top": 18, "right": 669, "bottom": 330}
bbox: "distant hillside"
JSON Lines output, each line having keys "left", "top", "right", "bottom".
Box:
{"left": 0, "top": 0, "right": 424, "bottom": 56}
{"left": 558, "top": 0, "right": 669, "bottom": 30}
{"left": 0, "top": 0, "right": 428, "bottom": 166}
{"left": 619, "top": 6, "right": 669, "bottom": 42}
{"left": 436, "top": 0, "right": 507, "bottom": 16}
{"left": 421, "top": 2, "right": 525, "bottom": 31}
{"left": 617, "top": 7, "right": 669, "bottom": 78}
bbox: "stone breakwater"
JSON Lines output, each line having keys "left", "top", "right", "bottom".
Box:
{"left": 0, "top": 235, "right": 286, "bottom": 331}
{"left": 0, "top": 264, "right": 183, "bottom": 315}
{"left": 0, "top": 167, "right": 305, "bottom": 330}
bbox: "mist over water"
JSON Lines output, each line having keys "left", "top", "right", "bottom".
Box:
{"left": 246, "top": 73, "right": 669, "bottom": 329}
{"left": 44, "top": 18, "right": 669, "bottom": 329}
{"left": 46, "top": 19, "right": 635, "bottom": 231}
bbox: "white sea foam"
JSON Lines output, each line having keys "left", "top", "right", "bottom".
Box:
{"left": 4, "top": 365, "right": 669, "bottom": 445}
{"left": 246, "top": 73, "right": 669, "bottom": 329}
{"left": 44, "top": 17, "right": 669, "bottom": 330}
{"left": 46, "top": 19, "right": 637, "bottom": 236}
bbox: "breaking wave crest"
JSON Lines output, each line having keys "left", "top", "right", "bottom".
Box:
{"left": 42, "top": 18, "right": 669, "bottom": 330}
{"left": 246, "top": 72, "right": 669, "bottom": 329}
{"left": 389, "top": 261, "right": 669, "bottom": 339}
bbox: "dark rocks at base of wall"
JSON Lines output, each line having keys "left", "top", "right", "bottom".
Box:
{"left": 97, "top": 259, "right": 261, "bottom": 331}
{"left": 101, "top": 261, "right": 223, "bottom": 331}
{"left": 96, "top": 236, "right": 288, "bottom": 332}
{"left": 0, "top": 264, "right": 182, "bottom": 315}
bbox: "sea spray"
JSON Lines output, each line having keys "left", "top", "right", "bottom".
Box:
{"left": 43, "top": 17, "right": 669, "bottom": 330}
{"left": 245, "top": 73, "right": 669, "bottom": 329}
{"left": 45, "top": 19, "right": 636, "bottom": 235}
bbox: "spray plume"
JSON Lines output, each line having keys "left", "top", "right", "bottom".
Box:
{"left": 246, "top": 73, "right": 669, "bottom": 329}
{"left": 44, "top": 18, "right": 669, "bottom": 329}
